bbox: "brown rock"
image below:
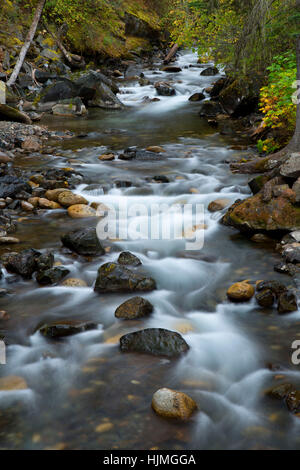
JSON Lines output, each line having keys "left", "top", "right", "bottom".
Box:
{"left": 28, "top": 197, "right": 40, "bottom": 208}
{"left": 57, "top": 191, "right": 88, "bottom": 207}
{"left": 38, "top": 198, "right": 62, "bottom": 210}
{"left": 0, "top": 375, "right": 28, "bottom": 391}
{"left": 21, "top": 201, "right": 34, "bottom": 212}
{"left": 45, "top": 188, "right": 71, "bottom": 202}
{"left": 0, "top": 152, "right": 12, "bottom": 163}
{"left": 67, "top": 204, "right": 97, "bottom": 219}
{"left": 115, "top": 296, "right": 153, "bottom": 319}
{"left": 146, "top": 146, "right": 166, "bottom": 153}
{"left": 21, "top": 137, "right": 40, "bottom": 152}
{"left": 227, "top": 281, "right": 255, "bottom": 302}
{"left": 223, "top": 193, "right": 300, "bottom": 232}
{"left": 152, "top": 388, "right": 198, "bottom": 421}
{"left": 61, "top": 278, "right": 88, "bottom": 287}
{"left": 98, "top": 153, "right": 115, "bottom": 161}
{"left": 208, "top": 198, "right": 230, "bottom": 212}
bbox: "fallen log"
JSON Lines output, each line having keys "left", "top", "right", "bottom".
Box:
{"left": 0, "top": 104, "right": 32, "bottom": 124}
{"left": 163, "top": 44, "right": 179, "bottom": 64}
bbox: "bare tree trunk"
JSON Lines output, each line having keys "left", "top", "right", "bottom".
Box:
{"left": 7, "top": 0, "right": 46, "bottom": 87}
{"left": 163, "top": 44, "right": 179, "bottom": 64}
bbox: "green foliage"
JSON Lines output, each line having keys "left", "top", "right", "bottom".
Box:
{"left": 258, "top": 52, "right": 297, "bottom": 152}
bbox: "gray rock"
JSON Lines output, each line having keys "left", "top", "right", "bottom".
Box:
{"left": 119, "top": 328, "right": 189, "bottom": 357}
{"left": 280, "top": 153, "right": 300, "bottom": 179}
{"left": 61, "top": 227, "right": 105, "bottom": 256}
{"left": 117, "top": 251, "right": 141, "bottom": 266}
{"left": 36, "top": 266, "right": 70, "bottom": 285}
{"left": 94, "top": 262, "right": 156, "bottom": 293}
{"left": 39, "top": 320, "right": 97, "bottom": 338}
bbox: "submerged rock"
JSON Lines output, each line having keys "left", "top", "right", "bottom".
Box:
{"left": 152, "top": 388, "right": 197, "bottom": 421}
{"left": 162, "top": 66, "right": 182, "bottom": 73}
{"left": 39, "top": 320, "right": 97, "bottom": 338}
{"left": 208, "top": 198, "right": 230, "bottom": 212}
{"left": 0, "top": 375, "right": 28, "bottom": 391}
{"left": 61, "top": 278, "right": 88, "bottom": 287}
{"left": 227, "top": 281, "right": 255, "bottom": 302}
{"left": 36, "top": 266, "right": 70, "bottom": 285}
{"left": 119, "top": 328, "right": 189, "bottom": 357}
{"left": 61, "top": 227, "right": 105, "bottom": 256}
{"left": 115, "top": 296, "right": 153, "bottom": 319}
{"left": 94, "top": 262, "right": 156, "bottom": 293}
{"left": 117, "top": 251, "right": 141, "bottom": 266}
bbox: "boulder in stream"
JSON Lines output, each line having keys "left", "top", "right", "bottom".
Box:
{"left": 227, "top": 281, "right": 255, "bottom": 302}
{"left": 117, "top": 251, "right": 142, "bottom": 267}
{"left": 115, "top": 296, "right": 153, "bottom": 319}
{"left": 61, "top": 227, "right": 105, "bottom": 256}
{"left": 119, "top": 328, "right": 189, "bottom": 357}
{"left": 36, "top": 266, "right": 70, "bottom": 285}
{"left": 94, "top": 262, "right": 156, "bottom": 294}
{"left": 3, "top": 248, "right": 41, "bottom": 279}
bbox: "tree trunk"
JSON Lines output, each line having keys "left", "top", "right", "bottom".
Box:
{"left": 7, "top": 0, "right": 46, "bottom": 87}
{"left": 163, "top": 44, "right": 179, "bottom": 64}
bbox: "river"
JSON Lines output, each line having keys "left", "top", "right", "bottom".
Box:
{"left": 1, "top": 51, "right": 300, "bottom": 450}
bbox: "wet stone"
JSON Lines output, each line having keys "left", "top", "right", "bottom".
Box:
{"left": 115, "top": 296, "right": 153, "bottom": 319}
{"left": 119, "top": 328, "right": 189, "bottom": 357}
{"left": 94, "top": 262, "right": 156, "bottom": 294}
{"left": 277, "top": 291, "right": 298, "bottom": 314}
{"left": 117, "top": 252, "right": 142, "bottom": 267}
{"left": 36, "top": 266, "right": 70, "bottom": 286}
{"left": 39, "top": 320, "right": 97, "bottom": 338}
{"left": 255, "top": 288, "right": 275, "bottom": 308}
{"left": 61, "top": 228, "right": 105, "bottom": 256}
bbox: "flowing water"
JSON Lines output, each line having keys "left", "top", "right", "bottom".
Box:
{"left": 1, "top": 51, "right": 300, "bottom": 450}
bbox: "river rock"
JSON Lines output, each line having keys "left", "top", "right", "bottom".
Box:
{"left": 0, "top": 152, "right": 12, "bottom": 163}
{"left": 146, "top": 146, "right": 166, "bottom": 153}
{"left": 199, "top": 100, "right": 223, "bottom": 117}
{"left": 45, "top": 188, "right": 71, "bottom": 202}
{"left": 0, "top": 375, "right": 28, "bottom": 391}
{"left": 94, "top": 262, "right": 156, "bottom": 293}
{"left": 61, "top": 227, "right": 105, "bottom": 256}
{"left": 277, "top": 291, "right": 298, "bottom": 314}
{"left": 282, "top": 243, "right": 300, "bottom": 264}
{"left": 152, "top": 388, "right": 197, "bottom": 421}
{"left": 208, "top": 198, "right": 230, "bottom": 212}
{"left": 286, "top": 390, "right": 300, "bottom": 414}
{"left": 21, "top": 201, "right": 34, "bottom": 212}
{"left": 119, "top": 328, "right": 189, "bottom": 357}
{"left": 36, "top": 253, "right": 54, "bottom": 273}
{"left": 227, "top": 281, "right": 255, "bottom": 302}
{"left": 36, "top": 266, "right": 70, "bottom": 285}
{"left": 21, "top": 137, "right": 40, "bottom": 152}
{"left": 61, "top": 278, "right": 88, "bottom": 287}
{"left": 266, "top": 383, "right": 295, "bottom": 400}
{"left": 0, "top": 237, "right": 20, "bottom": 244}
{"left": 162, "top": 66, "right": 182, "bottom": 73}
{"left": 154, "top": 82, "right": 176, "bottom": 96}
{"left": 255, "top": 288, "right": 275, "bottom": 308}
{"left": 98, "top": 153, "right": 115, "bottom": 161}
{"left": 57, "top": 191, "right": 88, "bottom": 207}
{"left": 222, "top": 192, "right": 300, "bottom": 232}
{"left": 38, "top": 198, "right": 61, "bottom": 210}
{"left": 117, "top": 251, "right": 141, "bottom": 266}
{"left": 280, "top": 153, "right": 300, "bottom": 179}
{"left": 189, "top": 92, "right": 205, "bottom": 102}
{"left": 4, "top": 248, "right": 41, "bottom": 279}
{"left": 200, "top": 66, "right": 219, "bottom": 76}
{"left": 115, "top": 296, "right": 153, "bottom": 319}
{"left": 0, "top": 176, "right": 32, "bottom": 199}
{"left": 67, "top": 204, "right": 97, "bottom": 218}
{"left": 39, "top": 320, "right": 97, "bottom": 338}
{"left": 256, "top": 280, "right": 286, "bottom": 298}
